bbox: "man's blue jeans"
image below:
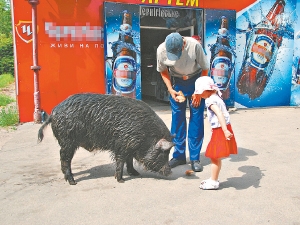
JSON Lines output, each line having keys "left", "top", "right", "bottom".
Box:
{"left": 170, "top": 76, "right": 205, "bottom": 161}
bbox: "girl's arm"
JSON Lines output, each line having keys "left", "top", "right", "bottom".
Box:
{"left": 210, "top": 104, "right": 233, "bottom": 140}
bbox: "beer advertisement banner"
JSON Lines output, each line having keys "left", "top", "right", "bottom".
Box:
{"left": 235, "top": 0, "right": 297, "bottom": 107}
{"left": 290, "top": 0, "right": 300, "bottom": 106}
{"left": 104, "top": 2, "right": 141, "bottom": 99}
{"left": 204, "top": 9, "right": 236, "bottom": 106}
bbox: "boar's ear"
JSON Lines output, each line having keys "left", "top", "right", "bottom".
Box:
{"left": 155, "top": 139, "right": 175, "bottom": 151}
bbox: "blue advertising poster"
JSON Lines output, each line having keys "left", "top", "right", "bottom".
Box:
{"left": 104, "top": 2, "right": 141, "bottom": 99}
{"left": 290, "top": 0, "right": 300, "bottom": 106}
{"left": 204, "top": 9, "right": 236, "bottom": 107}
{"left": 235, "top": 0, "right": 297, "bottom": 108}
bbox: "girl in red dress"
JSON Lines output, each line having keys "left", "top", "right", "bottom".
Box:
{"left": 194, "top": 76, "right": 238, "bottom": 190}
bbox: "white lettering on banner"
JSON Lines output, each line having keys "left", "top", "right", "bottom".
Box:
{"left": 45, "top": 22, "right": 103, "bottom": 41}
{"left": 49, "top": 43, "right": 102, "bottom": 48}
{"left": 140, "top": 7, "right": 180, "bottom": 18}
{"left": 21, "top": 24, "right": 32, "bottom": 36}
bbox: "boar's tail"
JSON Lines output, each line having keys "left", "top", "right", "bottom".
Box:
{"left": 37, "top": 115, "right": 52, "bottom": 143}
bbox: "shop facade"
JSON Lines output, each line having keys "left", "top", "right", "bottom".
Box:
{"left": 11, "top": 0, "right": 300, "bottom": 122}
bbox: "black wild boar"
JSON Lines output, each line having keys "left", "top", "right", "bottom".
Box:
{"left": 38, "top": 93, "right": 174, "bottom": 185}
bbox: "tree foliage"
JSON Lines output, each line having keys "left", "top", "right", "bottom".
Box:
{"left": 0, "top": 34, "right": 14, "bottom": 75}
{"left": 0, "top": 0, "right": 12, "bottom": 37}
{"left": 0, "top": 0, "right": 14, "bottom": 76}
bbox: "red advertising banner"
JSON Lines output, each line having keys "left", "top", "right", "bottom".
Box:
{"left": 11, "top": 0, "right": 257, "bottom": 122}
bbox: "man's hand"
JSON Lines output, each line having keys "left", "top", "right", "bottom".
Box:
{"left": 191, "top": 94, "right": 201, "bottom": 107}
{"left": 169, "top": 89, "right": 180, "bottom": 102}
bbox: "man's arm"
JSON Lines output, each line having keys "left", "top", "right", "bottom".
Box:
{"left": 160, "top": 69, "right": 179, "bottom": 101}
{"left": 195, "top": 43, "right": 210, "bottom": 73}
{"left": 201, "top": 69, "right": 208, "bottom": 76}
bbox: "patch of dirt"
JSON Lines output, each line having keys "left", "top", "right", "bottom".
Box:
{"left": 0, "top": 82, "right": 16, "bottom": 100}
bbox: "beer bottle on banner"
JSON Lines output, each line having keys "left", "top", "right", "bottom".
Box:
{"left": 210, "top": 16, "right": 232, "bottom": 100}
{"left": 237, "top": 0, "right": 285, "bottom": 100}
{"left": 296, "top": 58, "right": 300, "bottom": 84}
{"left": 119, "top": 11, "right": 134, "bottom": 44}
{"left": 112, "top": 10, "right": 137, "bottom": 98}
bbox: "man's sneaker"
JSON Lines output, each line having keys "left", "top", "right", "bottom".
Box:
{"left": 169, "top": 158, "right": 186, "bottom": 168}
{"left": 191, "top": 160, "right": 203, "bottom": 172}
{"left": 199, "top": 179, "right": 219, "bottom": 190}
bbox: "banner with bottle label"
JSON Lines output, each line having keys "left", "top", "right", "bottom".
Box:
{"left": 235, "top": 0, "right": 297, "bottom": 108}
{"left": 290, "top": 0, "right": 300, "bottom": 106}
{"left": 204, "top": 9, "right": 236, "bottom": 106}
{"left": 104, "top": 2, "right": 141, "bottom": 99}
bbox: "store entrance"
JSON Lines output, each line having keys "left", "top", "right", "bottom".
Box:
{"left": 140, "top": 27, "right": 194, "bottom": 105}
{"left": 104, "top": 3, "right": 205, "bottom": 105}
{"left": 139, "top": 6, "right": 204, "bottom": 106}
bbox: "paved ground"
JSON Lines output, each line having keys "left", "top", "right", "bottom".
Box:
{"left": 0, "top": 104, "right": 300, "bottom": 225}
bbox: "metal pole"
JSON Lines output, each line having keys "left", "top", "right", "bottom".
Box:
{"left": 28, "top": 0, "right": 41, "bottom": 123}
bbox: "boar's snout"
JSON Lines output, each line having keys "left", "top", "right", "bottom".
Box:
{"left": 158, "top": 163, "right": 172, "bottom": 176}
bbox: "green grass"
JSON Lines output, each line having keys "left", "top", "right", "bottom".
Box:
{"left": 0, "top": 73, "right": 14, "bottom": 88}
{"left": 0, "top": 73, "right": 18, "bottom": 127}
{"left": 0, "top": 94, "right": 14, "bottom": 106}
{"left": 0, "top": 106, "right": 19, "bottom": 127}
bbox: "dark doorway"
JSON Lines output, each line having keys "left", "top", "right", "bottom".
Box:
{"left": 139, "top": 6, "right": 204, "bottom": 105}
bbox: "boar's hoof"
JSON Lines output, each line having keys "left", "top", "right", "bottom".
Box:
{"left": 118, "top": 179, "right": 125, "bottom": 183}
{"left": 115, "top": 173, "right": 125, "bottom": 183}
{"left": 127, "top": 168, "right": 140, "bottom": 176}
{"left": 65, "top": 174, "right": 77, "bottom": 185}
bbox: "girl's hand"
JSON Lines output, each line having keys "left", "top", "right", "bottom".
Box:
{"left": 191, "top": 94, "right": 201, "bottom": 107}
{"left": 224, "top": 130, "right": 233, "bottom": 140}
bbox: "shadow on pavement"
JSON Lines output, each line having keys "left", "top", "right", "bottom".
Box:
{"left": 199, "top": 147, "right": 262, "bottom": 190}
{"left": 229, "top": 147, "right": 258, "bottom": 162}
{"left": 72, "top": 147, "right": 260, "bottom": 185}
{"left": 73, "top": 162, "right": 182, "bottom": 184}
{"left": 220, "top": 165, "right": 265, "bottom": 190}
